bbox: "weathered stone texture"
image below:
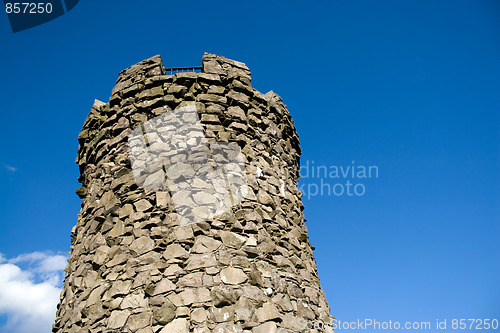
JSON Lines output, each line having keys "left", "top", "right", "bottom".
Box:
{"left": 53, "top": 53, "right": 332, "bottom": 332}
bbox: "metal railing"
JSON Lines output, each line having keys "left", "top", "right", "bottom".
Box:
{"left": 164, "top": 66, "right": 202, "bottom": 75}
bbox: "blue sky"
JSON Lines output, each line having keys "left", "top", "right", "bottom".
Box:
{"left": 0, "top": 0, "right": 499, "bottom": 332}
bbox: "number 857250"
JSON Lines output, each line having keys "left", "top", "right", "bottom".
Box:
{"left": 5, "top": 2, "right": 53, "bottom": 14}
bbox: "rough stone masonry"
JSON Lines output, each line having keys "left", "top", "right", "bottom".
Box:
{"left": 53, "top": 53, "right": 333, "bottom": 333}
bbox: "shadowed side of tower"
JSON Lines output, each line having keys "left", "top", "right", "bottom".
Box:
{"left": 53, "top": 53, "right": 333, "bottom": 333}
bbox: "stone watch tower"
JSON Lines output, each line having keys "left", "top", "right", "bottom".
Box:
{"left": 53, "top": 53, "right": 333, "bottom": 333}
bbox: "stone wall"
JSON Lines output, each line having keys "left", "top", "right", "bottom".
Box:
{"left": 53, "top": 53, "right": 333, "bottom": 333}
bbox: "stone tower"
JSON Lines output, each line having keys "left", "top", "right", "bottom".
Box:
{"left": 53, "top": 54, "right": 333, "bottom": 333}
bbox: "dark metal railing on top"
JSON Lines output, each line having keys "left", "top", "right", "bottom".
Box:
{"left": 164, "top": 67, "right": 203, "bottom": 75}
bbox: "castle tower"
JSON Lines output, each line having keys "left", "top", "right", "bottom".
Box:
{"left": 53, "top": 54, "right": 332, "bottom": 333}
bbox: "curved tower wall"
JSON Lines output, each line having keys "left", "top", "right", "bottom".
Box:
{"left": 53, "top": 53, "right": 332, "bottom": 333}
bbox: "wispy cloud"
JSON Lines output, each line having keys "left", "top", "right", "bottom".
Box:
{"left": 2, "top": 164, "right": 17, "bottom": 173}
{"left": 0, "top": 252, "right": 68, "bottom": 333}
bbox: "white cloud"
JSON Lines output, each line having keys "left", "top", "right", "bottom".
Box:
{"left": 0, "top": 252, "right": 68, "bottom": 333}
{"left": 2, "top": 164, "right": 16, "bottom": 173}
